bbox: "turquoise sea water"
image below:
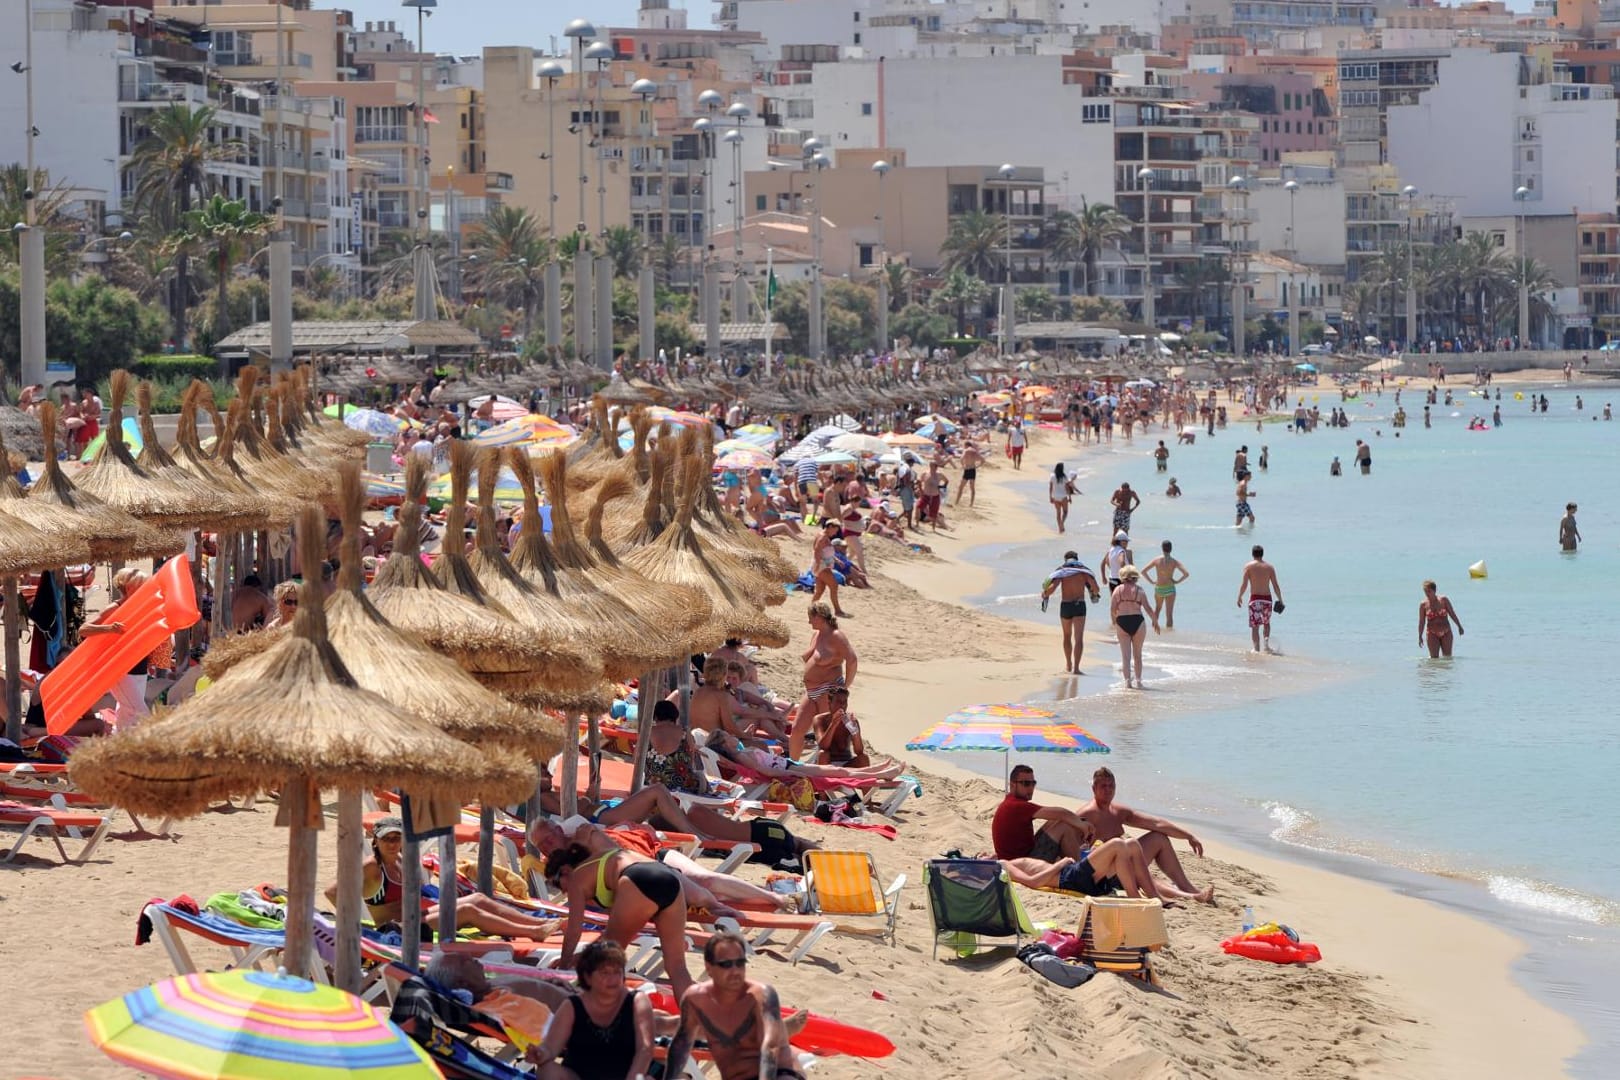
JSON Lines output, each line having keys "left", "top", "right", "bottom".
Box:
{"left": 950, "top": 382, "right": 1620, "bottom": 1070}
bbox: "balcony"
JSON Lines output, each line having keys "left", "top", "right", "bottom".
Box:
{"left": 135, "top": 37, "right": 208, "bottom": 65}
{"left": 355, "top": 125, "right": 410, "bottom": 144}
{"left": 378, "top": 210, "right": 411, "bottom": 228}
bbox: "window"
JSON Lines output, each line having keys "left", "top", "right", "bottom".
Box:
{"left": 1081, "top": 103, "right": 1110, "bottom": 123}
{"left": 861, "top": 102, "right": 873, "bottom": 116}
{"left": 853, "top": 10, "right": 861, "bottom": 20}
{"left": 853, "top": 32, "right": 861, "bottom": 45}
{"left": 755, "top": 195, "right": 766, "bottom": 211}
{"left": 858, "top": 244, "right": 875, "bottom": 267}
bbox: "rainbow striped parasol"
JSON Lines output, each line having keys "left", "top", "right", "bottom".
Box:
{"left": 84, "top": 969, "right": 437, "bottom": 1079}
{"left": 907, "top": 703, "right": 1109, "bottom": 781}
{"left": 472, "top": 413, "right": 577, "bottom": 450}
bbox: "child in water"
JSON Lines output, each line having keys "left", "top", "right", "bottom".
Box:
{"left": 1329, "top": 457, "right": 1342, "bottom": 476}
{"left": 1165, "top": 477, "right": 1182, "bottom": 498}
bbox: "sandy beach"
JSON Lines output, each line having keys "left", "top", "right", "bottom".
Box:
{"left": 0, "top": 426, "right": 1584, "bottom": 1080}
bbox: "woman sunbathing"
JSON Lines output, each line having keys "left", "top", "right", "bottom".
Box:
{"left": 330, "top": 817, "right": 561, "bottom": 941}
{"left": 708, "top": 730, "right": 905, "bottom": 782}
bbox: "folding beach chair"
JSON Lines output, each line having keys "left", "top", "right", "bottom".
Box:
{"left": 1076, "top": 897, "right": 1165, "bottom": 986}
{"left": 923, "top": 858, "right": 1035, "bottom": 960}
{"left": 141, "top": 903, "right": 324, "bottom": 982}
{"left": 0, "top": 797, "right": 112, "bottom": 864}
{"left": 802, "top": 849, "right": 904, "bottom": 945}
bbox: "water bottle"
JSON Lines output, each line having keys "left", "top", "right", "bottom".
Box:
{"left": 1242, "top": 905, "right": 1255, "bottom": 934}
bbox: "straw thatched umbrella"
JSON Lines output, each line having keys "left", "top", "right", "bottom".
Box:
{"left": 75, "top": 371, "right": 220, "bottom": 532}
{"left": 368, "top": 455, "right": 566, "bottom": 680}
{"left": 618, "top": 458, "right": 789, "bottom": 651}
{"left": 450, "top": 442, "right": 605, "bottom": 695}
{"left": 21, "top": 403, "right": 183, "bottom": 563}
{"left": 510, "top": 449, "right": 688, "bottom": 678}
{"left": 70, "top": 505, "right": 532, "bottom": 982}
{"left": 603, "top": 436, "right": 674, "bottom": 550}
{"left": 686, "top": 430, "right": 798, "bottom": 590}
{"left": 226, "top": 370, "right": 330, "bottom": 503}
{"left": 595, "top": 382, "right": 652, "bottom": 408}
{"left": 130, "top": 382, "right": 262, "bottom": 534}
{"left": 0, "top": 404, "right": 43, "bottom": 462}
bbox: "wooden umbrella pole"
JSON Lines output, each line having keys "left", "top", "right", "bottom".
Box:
{"left": 677, "top": 658, "right": 693, "bottom": 735}
{"left": 476, "top": 805, "right": 496, "bottom": 898}
{"left": 213, "top": 531, "right": 231, "bottom": 636}
{"left": 586, "top": 713, "right": 602, "bottom": 808}
{"left": 281, "top": 777, "right": 319, "bottom": 980}
{"left": 437, "top": 833, "right": 459, "bottom": 945}
{"left": 400, "top": 830, "right": 424, "bottom": 969}
{"left": 559, "top": 722, "right": 579, "bottom": 819}
{"left": 3, "top": 576, "right": 21, "bottom": 745}
{"left": 630, "top": 667, "right": 659, "bottom": 790}
{"left": 333, "top": 790, "right": 365, "bottom": 992}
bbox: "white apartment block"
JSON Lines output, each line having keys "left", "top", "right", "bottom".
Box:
{"left": 1385, "top": 49, "right": 1617, "bottom": 220}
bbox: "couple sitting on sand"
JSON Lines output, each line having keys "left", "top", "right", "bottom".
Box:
{"left": 990, "top": 765, "right": 1214, "bottom": 905}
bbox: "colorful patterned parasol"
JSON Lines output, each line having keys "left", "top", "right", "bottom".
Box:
{"left": 472, "top": 413, "right": 577, "bottom": 450}
{"left": 84, "top": 969, "right": 438, "bottom": 1080}
{"left": 906, "top": 703, "right": 1109, "bottom": 782}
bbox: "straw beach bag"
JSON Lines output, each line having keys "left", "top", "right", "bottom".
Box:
{"left": 1081, "top": 897, "right": 1169, "bottom": 953}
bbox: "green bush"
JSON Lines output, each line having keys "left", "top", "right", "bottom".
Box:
{"left": 132, "top": 355, "right": 218, "bottom": 381}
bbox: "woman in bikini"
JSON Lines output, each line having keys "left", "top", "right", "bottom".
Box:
{"left": 1109, "top": 564, "right": 1159, "bottom": 690}
{"left": 1417, "top": 579, "right": 1463, "bottom": 658}
{"left": 526, "top": 940, "right": 655, "bottom": 1080}
{"left": 1049, "top": 463, "right": 1076, "bottom": 534}
{"left": 792, "top": 602, "right": 857, "bottom": 760}
{"left": 331, "top": 817, "right": 562, "bottom": 941}
{"left": 808, "top": 520, "right": 846, "bottom": 617}
{"left": 546, "top": 841, "right": 707, "bottom": 1001}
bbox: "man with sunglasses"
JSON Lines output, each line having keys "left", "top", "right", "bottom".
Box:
{"left": 664, "top": 930, "right": 804, "bottom": 1080}
{"left": 991, "top": 764, "right": 1094, "bottom": 864}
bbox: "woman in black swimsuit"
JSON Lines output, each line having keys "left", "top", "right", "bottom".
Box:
{"left": 1109, "top": 565, "right": 1159, "bottom": 690}
{"left": 526, "top": 940, "right": 655, "bottom": 1079}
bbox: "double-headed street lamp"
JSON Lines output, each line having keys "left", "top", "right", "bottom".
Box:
{"left": 874, "top": 158, "right": 892, "bottom": 354}
{"left": 1514, "top": 184, "right": 1532, "bottom": 348}
{"left": 563, "top": 18, "right": 597, "bottom": 366}
{"left": 1402, "top": 184, "right": 1419, "bottom": 349}
{"left": 539, "top": 59, "right": 566, "bottom": 352}
{"left": 804, "top": 139, "right": 828, "bottom": 361}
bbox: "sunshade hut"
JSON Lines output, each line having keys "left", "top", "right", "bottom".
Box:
{"left": 22, "top": 403, "right": 183, "bottom": 563}
{"left": 70, "top": 506, "right": 526, "bottom": 982}
{"left": 75, "top": 371, "right": 221, "bottom": 532}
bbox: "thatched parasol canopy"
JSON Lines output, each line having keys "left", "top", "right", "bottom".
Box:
{"left": 450, "top": 443, "right": 605, "bottom": 695}
{"left": 22, "top": 402, "right": 183, "bottom": 563}
{"left": 368, "top": 454, "right": 568, "bottom": 680}
{"left": 618, "top": 458, "right": 789, "bottom": 650}
{"left": 74, "top": 371, "right": 222, "bottom": 531}
{"left": 68, "top": 505, "right": 533, "bottom": 819}
{"left": 226, "top": 370, "right": 330, "bottom": 503}
{"left": 0, "top": 505, "right": 92, "bottom": 575}
{"left": 172, "top": 386, "right": 291, "bottom": 529}
{"left": 130, "top": 380, "right": 263, "bottom": 533}
{"left": 510, "top": 449, "right": 689, "bottom": 677}
{"left": 594, "top": 382, "right": 653, "bottom": 407}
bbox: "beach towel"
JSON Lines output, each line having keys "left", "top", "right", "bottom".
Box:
{"left": 800, "top": 816, "right": 898, "bottom": 841}
{"left": 1041, "top": 561, "right": 1095, "bottom": 593}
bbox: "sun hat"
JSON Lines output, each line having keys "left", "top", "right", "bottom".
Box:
{"left": 1114, "top": 530, "right": 1129, "bottom": 542}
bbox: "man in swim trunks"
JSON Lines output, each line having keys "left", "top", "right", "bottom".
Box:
{"left": 1039, "top": 550, "right": 1101, "bottom": 674}
{"left": 1109, "top": 481, "right": 1140, "bottom": 535}
{"left": 1074, "top": 766, "right": 1214, "bottom": 904}
{"left": 1234, "top": 470, "right": 1256, "bottom": 526}
{"left": 991, "top": 765, "right": 1095, "bottom": 864}
{"left": 1236, "top": 543, "right": 1282, "bottom": 652}
{"left": 1153, "top": 440, "right": 1169, "bottom": 472}
{"left": 954, "top": 442, "right": 982, "bottom": 507}
{"left": 1142, "top": 539, "right": 1189, "bottom": 629}
{"left": 665, "top": 931, "right": 804, "bottom": 1080}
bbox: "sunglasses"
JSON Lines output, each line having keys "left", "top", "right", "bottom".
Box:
{"left": 709, "top": 957, "right": 747, "bottom": 970}
{"left": 1013, "top": 779, "right": 1037, "bottom": 787}
{"left": 281, "top": 599, "right": 299, "bottom": 608}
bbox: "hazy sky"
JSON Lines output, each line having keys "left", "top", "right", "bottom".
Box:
{"left": 343, "top": 0, "right": 685, "bottom": 57}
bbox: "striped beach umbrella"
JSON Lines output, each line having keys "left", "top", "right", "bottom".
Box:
{"left": 714, "top": 447, "right": 776, "bottom": 471}
{"left": 906, "top": 703, "right": 1109, "bottom": 782}
{"left": 84, "top": 969, "right": 437, "bottom": 1079}
{"left": 339, "top": 410, "right": 408, "bottom": 439}
{"left": 472, "top": 413, "right": 577, "bottom": 450}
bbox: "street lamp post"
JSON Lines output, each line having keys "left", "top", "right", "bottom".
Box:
{"left": 564, "top": 19, "right": 596, "bottom": 367}
{"left": 998, "top": 163, "right": 1015, "bottom": 356}
{"left": 804, "top": 141, "right": 828, "bottom": 361}
{"left": 18, "top": 0, "right": 44, "bottom": 392}
{"left": 725, "top": 100, "right": 750, "bottom": 330}
{"left": 873, "top": 159, "right": 892, "bottom": 355}
{"left": 1285, "top": 178, "right": 1300, "bottom": 356}
{"left": 1515, "top": 184, "right": 1532, "bottom": 348}
{"left": 1229, "top": 176, "right": 1247, "bottom": 360}
{"left": 586, "top": 40, "right": 614, "bottom": 370}
{"left": 1138, "top": 167, "right": 1155, "bottom": 343}
{"left": 633, "top": 79, "right": 658, "bottom": 365}
{"left": 1402, "top": 184, "right": 1419, "bottom": 350}
{"left": 696, "top": 89, "right": 723, "bottom": 358}
{"left": 539, "top": 60, "right": 565, "bottom": 352}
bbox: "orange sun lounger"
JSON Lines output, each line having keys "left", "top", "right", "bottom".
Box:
{"left": 0, "top": 799, "right": 112, "bottom": 864}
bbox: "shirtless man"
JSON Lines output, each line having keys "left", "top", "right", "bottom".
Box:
{"left": 1234, "top": 470, "right": 1256, "bottom": 526}
{"left": 685, "top": 656, "right": 760, "bottom": 746}
{"left": 1109, "top": 481, "right": 1140, "bottom": 536}
{"left": 1039, "top": 550, "right": 1100, "bottom": 675}
{"left": 955, "top": 442, "right": 983, "bottom": 507}
{"left": 1142, "top": 540, "right": 1189, "bottom": 630}
{"left": 810, "top": 686, "right": 868, "bottom": 767}
{"left": 664, "top": 931, "right": 804, "bottom": 1080}
{"left": 1237, "top": 543, "right": 1282, "bottom": 652}
{"left": 1075, "top": 766, "right": 1213, "bottom": 904}
{"left": 919, "top": 459, "right": 945, "bottom": 531}
{"left": 229, "top": 573, "right": 274, "bottom": 631}
{"left": 1232, "top": 445, "right": 1248, "bottom": 480}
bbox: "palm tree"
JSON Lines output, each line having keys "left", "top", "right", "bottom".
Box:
{"left": 0, "top": 165, "right": 80, "bottom": 276}
{"left": 467, "top": 206, "right": 551, "bottom": 340}
{"left": 1174, "top": 258, "right": 1231, "bottom": 325}
{"left": 171, "top": 194, "right": 272, "bottom": 364}
{"left": 931, "top": 267, "right": 990, "bottom": 336}
{"left": 602, "top": 225, "right": 642, "bottom": 279}
{"left": 940, "top": 210, "right": 1004, "bottom": 281}
{"left": 1047, "top": 200, "right": 1131, "bottom": 296}
{"left": 654, "top": 235, "right": 682, "bottom": 289}
{"left": 882, "top": 260, "right": 914, "bottom": 313}
{"left": 126, "top": 104, "right": 242, "bottom": 336}
{"left": 1493, "top": 256, "right": 1557, "bottom": 343}
{"left": 1451, "top": 231, "right": 1510, "bottom": 340}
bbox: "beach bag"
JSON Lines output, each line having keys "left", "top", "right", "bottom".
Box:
{"left": 1016, "top": 942, "right": 1097, "bottom": 989}
{"left": 766, "top": 777, "right": 817, "bottom": 812}
{"left": 1081, "top": 897, "right": 1169, "bottom": 953}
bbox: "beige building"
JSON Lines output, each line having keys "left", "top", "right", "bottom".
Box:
{"left": 156, "top": 0, "right": 354, "bottom": 84}
{"left": 738, "top": 154, "right": 1049, "bottom": 280}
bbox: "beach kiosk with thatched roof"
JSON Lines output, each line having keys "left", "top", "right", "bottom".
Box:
{"left": 214, "top": 319, "right": 480, "bottom": 366}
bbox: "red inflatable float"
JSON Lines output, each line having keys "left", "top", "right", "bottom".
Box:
{"left": 1221, "top": 931, "right": 1322, "bottom": 965}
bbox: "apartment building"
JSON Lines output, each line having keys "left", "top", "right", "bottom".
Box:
{"left": 1188, "top": 0, "right": 1378, "bottom": 44}
{"left": 156, "top": 0, "right": 356, "bottom": 84}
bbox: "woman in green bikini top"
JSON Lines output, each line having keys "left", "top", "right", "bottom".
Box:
{"left": 547, "top": 843, "right": 698, "bottom": 1001}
